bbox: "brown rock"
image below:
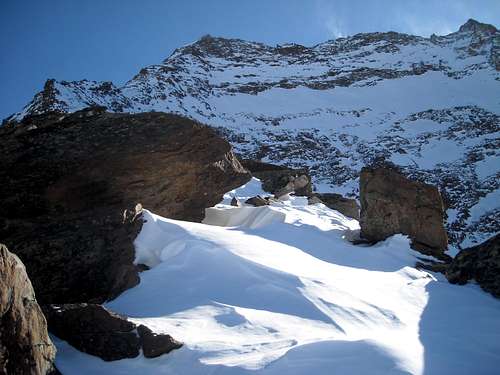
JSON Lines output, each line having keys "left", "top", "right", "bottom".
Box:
{"left": 245, "top": 196, "right": 269, "bottom": 207}
{"left": 274, "top": 174, "right": 310, "bottom": 199}
{"left": 359, "top": 167, "right": 448, "bottom": 258}
{"left": 137, "top": 325, "right": 183, "bottom": 358}
{"left": 240, "top": 159, "right": 313, "bottom": 197}
{"left": 0, "top": 110, "right": 250, "bottom": 304}
{"left": 310, "top": 193, "right": 360, "bottom": 220}
{"left": 0, "top": 244, "right": 57, "bottom": 375}
{"left": 446, "top": 234, "right": 500, "bottom": 298}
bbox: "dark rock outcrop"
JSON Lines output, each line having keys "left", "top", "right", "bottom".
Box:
{"left": 43, "top": 304, "right": 139, "bottom": 361}
{"left": 309, "top": 193, "right": 360, "bottom": 220}
{"left": 359, "top": 167, "right": 448, "bottom": 258}
{"left": 0, "top": 244, "right": 57, "bottom": 375}
{"left": 245, "top": 196, "right": 269, "bottom": 207}
{"left": 137, "top": 325, "right": 182, "bottom": 358}
{"left": 0, "top": 109, "right": 250, "bottom": 304}
{"left": 446, "top": 234, "right": 500, "bottom": 298}
{"left": 43, "top": 304, "right": 182, "bottom": 361}
{"left": 240, "top": 160, "right": 313, "bottom": 197}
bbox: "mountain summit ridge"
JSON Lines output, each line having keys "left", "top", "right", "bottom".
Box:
{"left": 458, "top": 18, "right": 498, "bottom": 34}
{"left": 6, "top": 18, "right": 498, "bottom": 123}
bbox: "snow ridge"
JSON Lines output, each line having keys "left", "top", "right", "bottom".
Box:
{"left": 53, "top": 178, "right": 500, "bottom": 375}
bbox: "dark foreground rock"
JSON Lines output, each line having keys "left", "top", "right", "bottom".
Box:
{"left": 43, "top": 304, "right": 138, "bottom": 361}
{"left": 446, "top": 234, "right": 500, "bottom": 298}
{"left": 359, "top": 167, "right": 448, "bottom": 258}
{"left": 245, "top": 196, "right": 270, "bottom": 207}
{"left": 137, "top": 325, "right": 182, "bottom": 358}
{"left": 43, "top": 304, "right": 182, "bottom": 361}
{"left": 240, "top": 160, "right": 313, "bottom": 197}
{"left": 0, "top": 244, "right": 57, "bottom": 375}
{"left": 0, "top": 109, "right": 250, "bottom": 304}
{"left": 309, "top": 193, "right": 360, "bottom": 220}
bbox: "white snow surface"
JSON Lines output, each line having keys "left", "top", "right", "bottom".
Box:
{"left": 54, "top": 178, "right": 500, "bottom": 375}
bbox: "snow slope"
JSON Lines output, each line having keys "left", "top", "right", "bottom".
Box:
{"left": 53, "top": 178, "right": 500, "bottom": 375}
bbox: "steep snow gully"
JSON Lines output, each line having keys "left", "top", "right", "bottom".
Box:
{"left": 53, "top": 178, "right": 500, "bottom": 375}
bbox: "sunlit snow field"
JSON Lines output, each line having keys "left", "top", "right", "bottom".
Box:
{"left": 54, "top": 178, "right": 500, "bottom": 375}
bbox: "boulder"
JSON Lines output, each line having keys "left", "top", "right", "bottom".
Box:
{"left": 245, "top": 196, "right": 269, "bottom": 207}
{"left": 274, "top": 174, "right": 310, "bottom": 199}
{"left": 43, "top": 304, "right": 182, "bottom": 361}
{"left": 137, "top": 325, "right": 182, "bottom": 358}
{"left": 240, "top": 159, "right": 313, "bottom": 197}
{"left": 309, "top": 193, "right": 360, "bottom": 220}
{"left": 43, "top": 304, "right": 139, "bottom": 361}
{"left": 230, "top": 197, "right": 240, "bottom": 207}
{"left": 446, "top": 234, "right": 500, "bottom": 298}
{"left": 0, "top": 110, "right": 250, "bottom": 304}
{"left": 0, "top": 244, "right": 57, "bottom": 375}
{"left": 359, "top": 167, "right": 448, "bottom": 258}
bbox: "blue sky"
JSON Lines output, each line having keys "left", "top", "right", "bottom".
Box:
{"left": 1, "top": 0, "right": 498, "bottom": 120}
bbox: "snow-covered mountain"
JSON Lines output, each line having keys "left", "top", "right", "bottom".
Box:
{"left": 7, "top": 19, "right": 499, "bottom": 248}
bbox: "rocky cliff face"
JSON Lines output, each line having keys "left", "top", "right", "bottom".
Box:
{"left": 5, "top": 19, "right": 499, "bottom": 248}
{"left": 0, "top": 109, "right": 250, "bottom": 304}
{"left": 0, "top": 244, "right": 57, "bottom": 375}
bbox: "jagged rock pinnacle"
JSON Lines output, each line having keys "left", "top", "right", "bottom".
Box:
{"left": 459, "top": 18, "right": 498, "bottom": 34}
